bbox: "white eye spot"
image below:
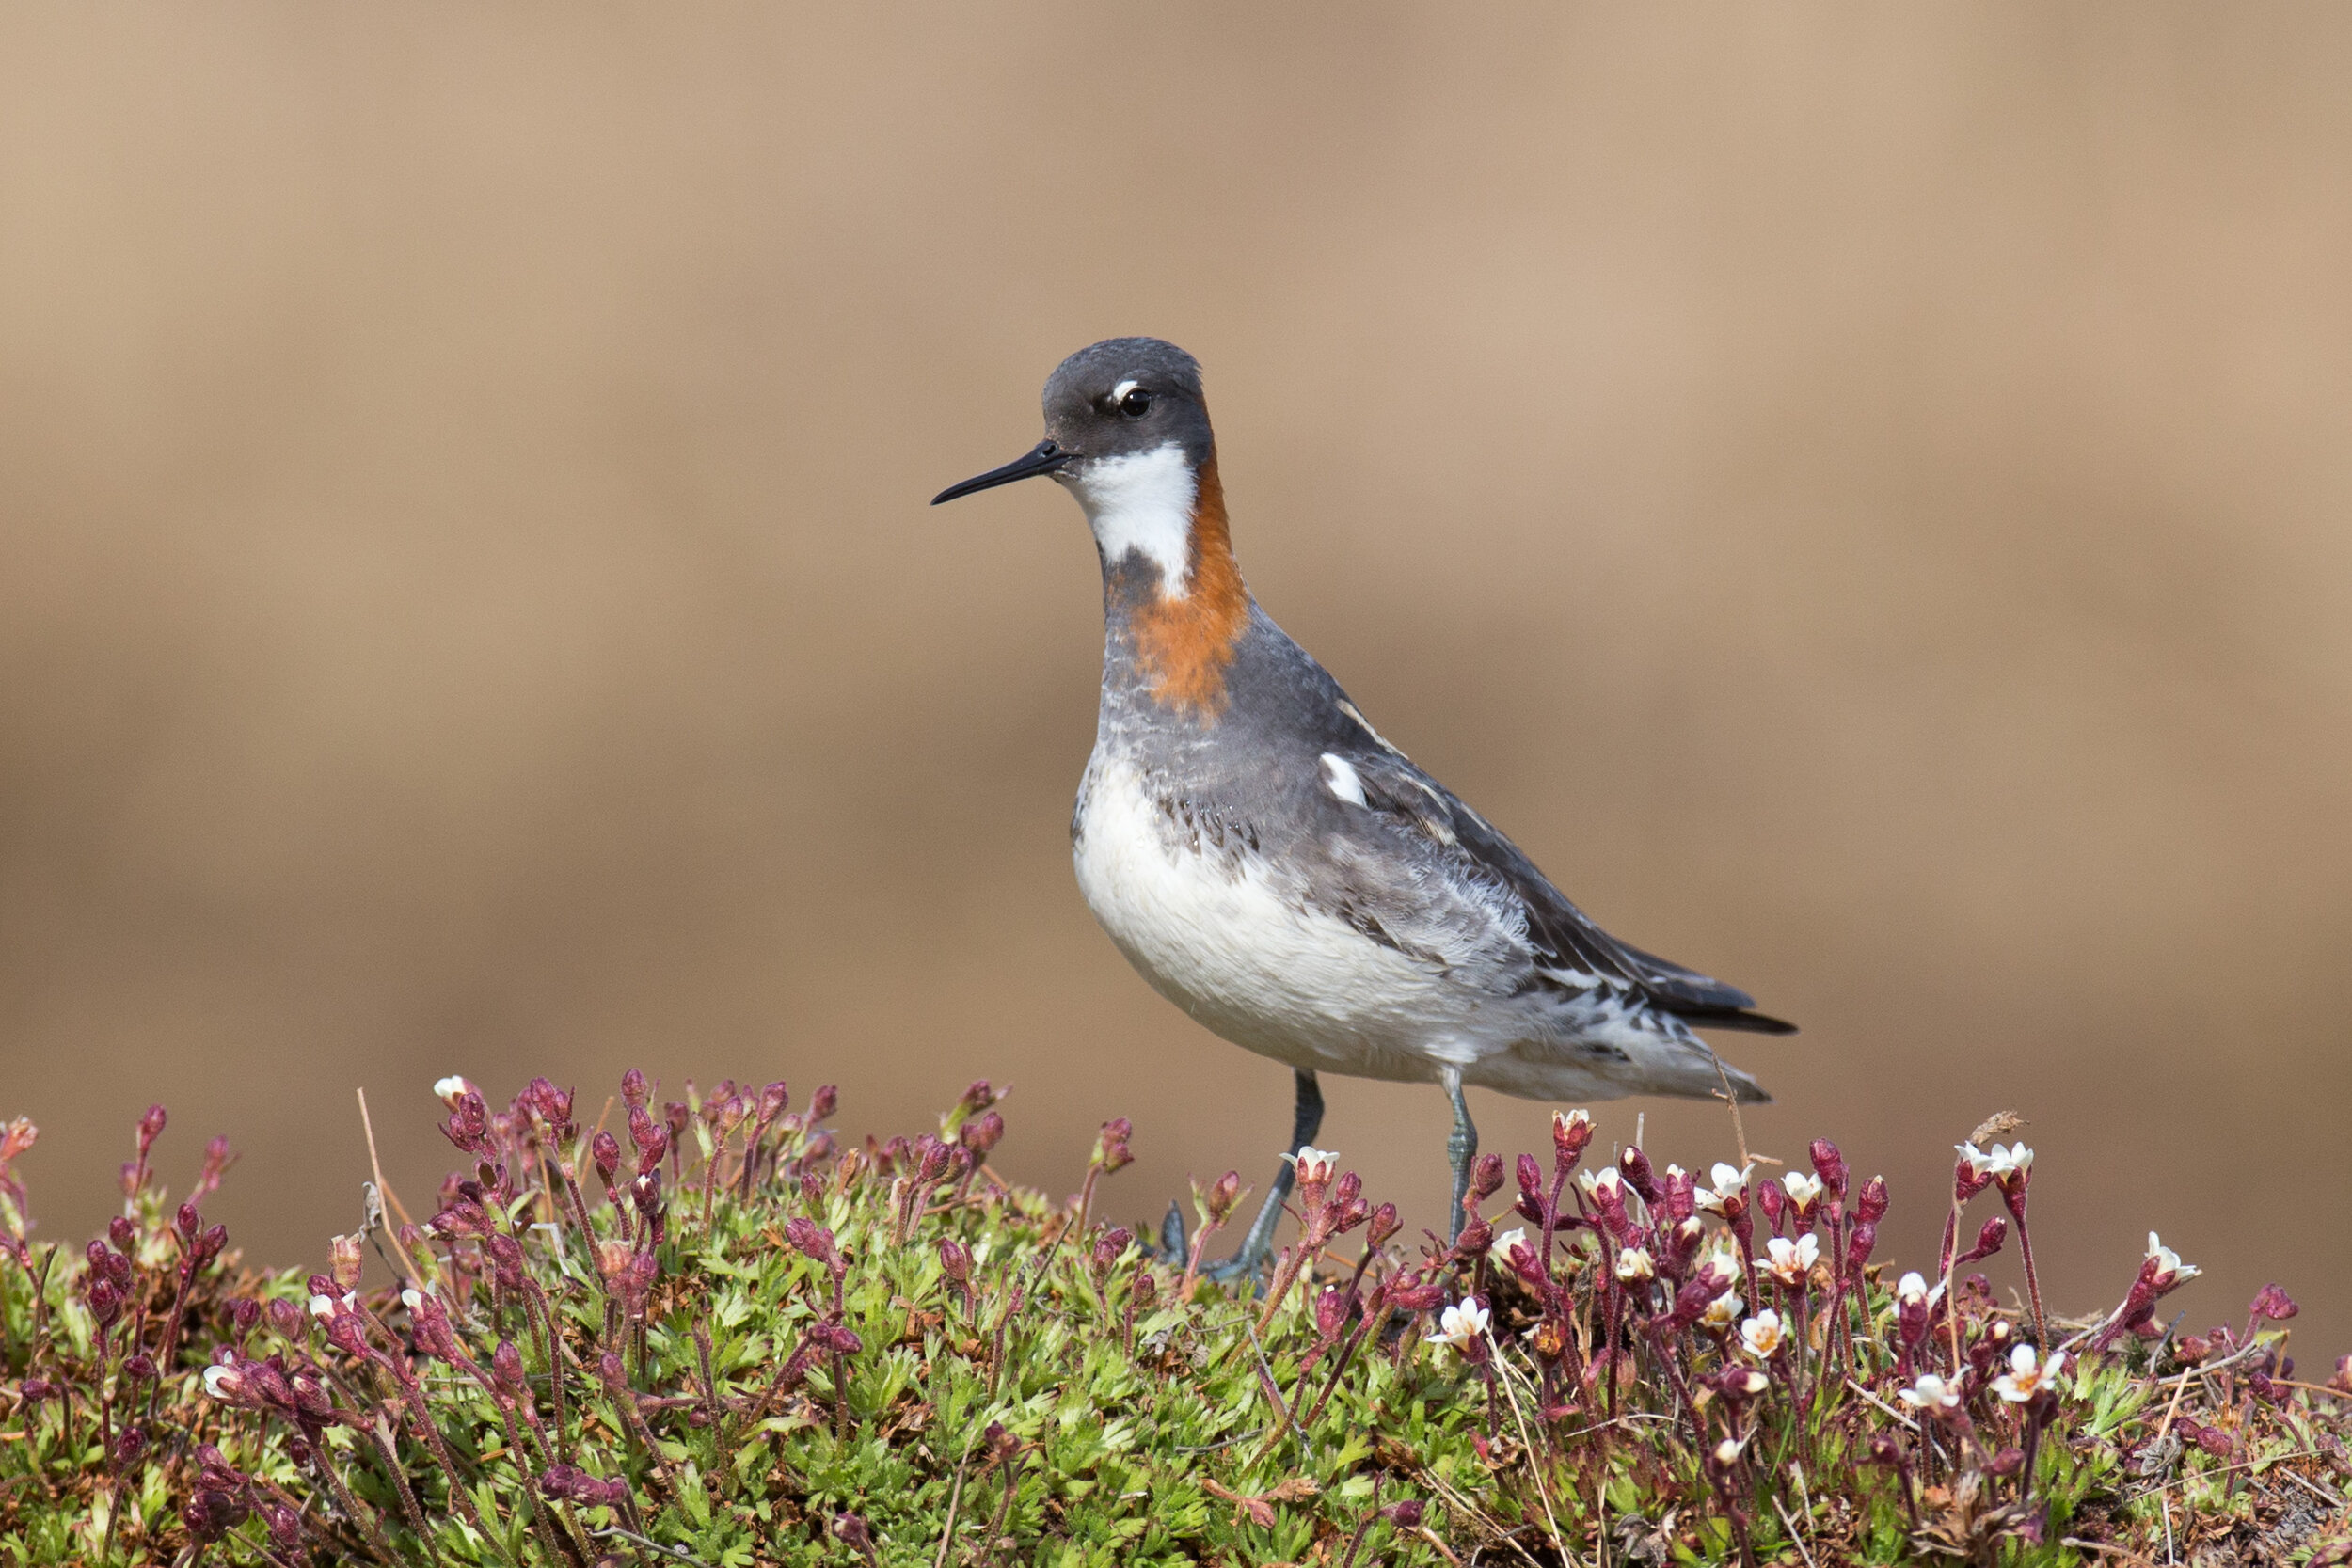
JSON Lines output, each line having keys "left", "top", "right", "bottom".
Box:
{"left": 1321, "top": 753, "right": 1367, "bottom": 807}
{"left": 1110, "top": 379, "right": 1138, "bottom": 404}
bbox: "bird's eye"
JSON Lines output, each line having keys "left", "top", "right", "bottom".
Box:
{"left": 1119, "top": 388, "right": 1152, "bottom": 418}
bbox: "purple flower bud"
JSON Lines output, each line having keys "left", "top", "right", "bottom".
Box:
{"left": 590, "top": 1131, "right": 623, "bottom": 1190}
{"left": 122, "top": 1352, "right": 157, "bottom": 1386}
{"left": 620, "top": 1068, "right": 648, "bottom": 1109}
{"left": 112, "top": 1422, "right": 148, "bottom": 1471}
{"left": 171, "top": 1201, "right": 201, "bottom": 1243}
{"left": 1385, "top": 1279, "right": 1446, "bottom": 1313}
{"left": 599, "top": 1350, "right": 629, "bottom": 1393}
{"left": 1093, "top": 1117, "right": 1134, "bottom": 1174}
{"left": 814, "top": 1321, "right": 865, "bottom": 1355}
{"left": 1856, "top": 1174, "right": 1889, "bottom": 1226}
{"left": 1515, "top": 1153, "right": 1544, "bottom": 1205}
{"left": 937, "top": 1238, "right": 970, "bottom": 1283}
{"left": 266, "top": 1297, "right": 306, "bottom": 1339}
{"left": 539, "top": 1463, "right": 588, "bottom": 1499}
{"left": 2181, "top": 1418, "right": 2232, "bottom": 1460}
{"left": 1367, "top": 1202, "right": 1401, "bottom": 1250}
{"left": 87, "top": 1277, "right": 123, "bottom": 1330}
{"left": 956, "top": 1079, "right": 998, "bottom": 1117}
{"left": 1661, "top": 1166, "right": 1697, "bottom": 1224}
{"left": 1959, "top": 1215, "right": 2007, "bottom": 1263}
{"left": 918, "top": 1135, "right": 954, "bottom": 1183}
{"left": 404, "top": 1289, "right": 462, "bottom": 1361}
{"left": 230, "top": 1296, "right": 262, "bottom": 1337}
{"left": 627, "top": 1101, "right": 660, "bottom": 1154}
{"left": 526, "top": 1077, "right": 574, "bottom": 1132}
{"left": 1092, "top": 1227, "right": 1133, "bottom": 1277}
{"left": 663, "top": 1101, "right": 691, "bottom": 1151}
{"left": 1847, "top": 1221, "right": 1878, "bottom": 1274}
{"left": 262, "top": 1499, "right": 304, "bottom": 1549}
{"left": 1617, "top": 1146, "right": 1660, "bottom": 1205}
{"left": 108, "top": 1216, "right": 136, "bottom": 1254}
{"left": 138, "top": 1103, "right": 168, "bottom": 1158}
{"left": 1756, "top": 1180, "right": 1786, "bottom": 1230}
{"left": 486, "top": 1232, "right": 527, "bottom": 1291}
{"left": 961, "top": 1110, "right": 1006, "bottom": 1158}
{"left": 1808, "top": 1138, "right": 1848, "bottom": 1199}
{"left": 758, "top": 1081, "right": 790, "bottom": 1123}
{"left": 811, "top": 1085, "right": 838, "bottom": 1121}
{"left": 1469, "top": 1152, "right": 1504, "bottom": 1204}
{"left": 1314, "top": 1287, "right": 1351, "bottom": 1342}
{"left": 491, "top": 1338, "right": 526, "bottom": 1397}
{"left": 1204, "top": 1170, "right": 1242, "bottom": 1226}
{"left": 182, "top": 1490, "right": 249, "bottom": 1545}
{"left": 2249, "top": 1283, "right": 2298, "bottom": 1323}
{"left": 786, "top": 1217, "right": 837, "bottom": 1266}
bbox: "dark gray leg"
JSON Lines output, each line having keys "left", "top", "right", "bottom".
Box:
{"left": 1206, "top": 1069, "right": 1323, "bottom": 1282}
{"left": 1443, "top": 1068, "right": 1478, "bottom": 1243}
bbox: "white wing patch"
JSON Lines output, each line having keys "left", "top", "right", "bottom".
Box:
{"left": 1320, "top": 752, "right": 1367, "bottom": 806}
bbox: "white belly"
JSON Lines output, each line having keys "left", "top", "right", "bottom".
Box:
{"left": 1071, "top": 755, "right": 1474, "bottom": 1082}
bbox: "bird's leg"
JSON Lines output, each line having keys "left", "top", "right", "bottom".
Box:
{"left": 1443, "top": 1067, "right": 1478, "bottom": 1244}
{"left": 1205, "top": 1069, "right": 1323, "bottom": 1284}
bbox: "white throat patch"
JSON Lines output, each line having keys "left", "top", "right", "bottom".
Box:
{"left": 1065, "top": 443, "right": 1197, "bottom": 597}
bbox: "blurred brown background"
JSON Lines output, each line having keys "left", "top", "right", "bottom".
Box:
{"left": 2, "top": 6, "right": 2347, "bottom": 1354}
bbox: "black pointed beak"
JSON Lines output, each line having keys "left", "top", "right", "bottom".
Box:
{"left": 930, "top": 440, "right": 1072, "bottom": 505}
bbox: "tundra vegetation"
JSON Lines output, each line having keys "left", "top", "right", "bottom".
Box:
{"left": 0, "top": 1077, "right": 2345, "bottom": 1566}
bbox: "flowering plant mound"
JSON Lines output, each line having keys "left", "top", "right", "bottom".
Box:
{"left": 1, "top": 1085, "right": 2346, "bottom": 1566}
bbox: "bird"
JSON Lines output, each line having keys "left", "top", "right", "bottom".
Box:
{"left": 932, "top": 337, "right": 1794, "bottom": 1275}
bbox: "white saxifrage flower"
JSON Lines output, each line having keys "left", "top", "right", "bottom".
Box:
{"left": 1282, "top": 1146, "right": 1340, "bottom": 1185}
{"left": 1577, "top": 1165, "right": 1623, "bottom": 1202}
{"left": 1781, "top": 1170, "right": 1824, "bottom": 1212}
{"left": 1987, "top": 1143, "right": 2032, "bottom": 1178}
{"left": 1614, "top": 1246, "right": 1656, "bottom": 1282}
{"left": 1764, "top": 1233, "right": 1820, "bottom": 1287}
{"left": 1695, "top": 1162, "right": 1755, "bottom": 1212}
{"left": 1424, "top": 1298, "right": 1490, "bottom": 1355}
{"left": 1991, "top": 1344, "right": 2065, "bottom": 1402}
{"left": 1955, "top": 1143, "right": 2000, "bottom": 1181}
{"left": 433, "top": 1076, "right": 472, "bottom": 1107}
{"left": 1740, "top": 1308, "right": 1787, "bottom": 1359}
{"left": 1488, "top": 1227, "right": 1527, "bottom": 1262}
{"left": 2145, "top": 1232, "right": 2199, "bottom": 1287}
{"left": 1898, "top": 1373, "right": 1965, "bottom": 1414}
{"left": 1701, "top": 1290, "right": 1745, "bottom": 1330}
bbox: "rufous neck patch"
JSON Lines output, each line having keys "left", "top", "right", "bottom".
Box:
{"left": 1129, "top": 453, "right": 1248, "bottom": 719}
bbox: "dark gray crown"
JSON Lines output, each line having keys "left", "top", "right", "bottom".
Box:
{"left": 1041, "top": 338, "right": 1215, "bottom": 466}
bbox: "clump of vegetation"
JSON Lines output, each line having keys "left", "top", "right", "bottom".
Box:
{"left": 1, "top": 1078, "right": 2346, "bottom": 1565}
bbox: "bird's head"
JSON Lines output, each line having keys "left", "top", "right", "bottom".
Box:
{"left": 930, "top": 337, "right": 1213, "bottom": 511}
